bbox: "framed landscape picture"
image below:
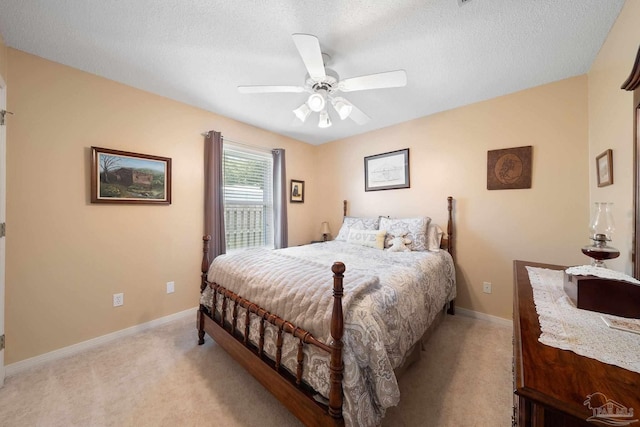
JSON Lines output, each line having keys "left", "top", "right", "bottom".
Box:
{"left": 91, "top": 146, "right": 172, "bottom": 204}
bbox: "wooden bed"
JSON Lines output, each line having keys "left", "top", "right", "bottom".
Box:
{"left": 197, "top": 196, "right": 455, "bottom": 426}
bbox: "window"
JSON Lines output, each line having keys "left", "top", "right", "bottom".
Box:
{"left": 223, "top": 144, "right": 273, "bottom": 251}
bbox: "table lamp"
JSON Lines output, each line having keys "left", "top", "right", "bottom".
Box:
{"left": 320, "top": 221, "right": 331, "bottom": 241}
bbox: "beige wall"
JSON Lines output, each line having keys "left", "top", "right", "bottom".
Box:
{"left": 587, "top": 0, "right": 640, "bottom": 275}
{"left": 315, "top": 76, "right": 590, "bottom": 319}
{"left": 4, "top": 49, "right": 317, "bottom": 364}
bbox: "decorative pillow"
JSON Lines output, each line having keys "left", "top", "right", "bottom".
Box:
{"left": 346, "top": 229, "right": 386, "bottom": 249}
{"left": 387, "top": 232, "right": 412, "bottom": 252}
{"left": 427, "top": 224, "right": 444, "bottom": 252}
{"left": 379, "top": 216, "right": 431, "bottom": 251}
{"left": 335, "top": 216, "right": 380, "bottom": 241}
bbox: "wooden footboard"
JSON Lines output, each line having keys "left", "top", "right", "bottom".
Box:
{"left": 198, "top": 236, "right": 346, "bottom": 427}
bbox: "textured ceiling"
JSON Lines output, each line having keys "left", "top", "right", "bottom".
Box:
{"left": 0, "top": 0, "right": 625, "bottom": 145}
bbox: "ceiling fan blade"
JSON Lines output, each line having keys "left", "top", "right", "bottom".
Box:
{"left": 238, "top": 85, "right": 306, "bottom": 94}
{"left": 292, "top": 33, "right": 327, "bottom": 82}
{"left": 348, "top": 103, "right": 370, "bottom": 125}
{"left": 339, "top": 70, "right": 407, "bottom": 92}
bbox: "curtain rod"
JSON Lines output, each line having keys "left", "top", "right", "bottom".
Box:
{"left": 201, "top": 131, "right": 274, "bottom": 153}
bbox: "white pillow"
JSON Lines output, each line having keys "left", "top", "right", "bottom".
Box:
{"left": 335, "top": 216, "right": 380, "bottom": 241}
{"left": 379, "top": 216, "right": 430, "bottom": 251}
{"left": 427, "top": 224, "right": 444, "bottom": 252}
{"left": 346, "top": 228, "right": 386, "bottom": 249}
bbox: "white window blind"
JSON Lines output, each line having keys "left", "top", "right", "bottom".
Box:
{"left": 223, "top": 144, "right": 274, "bottom": 251}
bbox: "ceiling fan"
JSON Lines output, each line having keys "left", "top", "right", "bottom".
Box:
{"left": 238, "top": 34, "right": 407, "bottom": 128}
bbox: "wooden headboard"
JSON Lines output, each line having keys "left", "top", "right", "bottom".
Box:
{"left": 341, "top": 196, "right": 455, "bottom": 261}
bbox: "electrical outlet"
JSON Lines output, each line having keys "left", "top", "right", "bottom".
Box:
{"left": 166, "top": 281, "right": 175, "bottom": 294}
{"left": 113, "top": 293, "right": 124, "bottom": 307}
{"left": 482, "top": 282, "right": 492, "bottom": 294}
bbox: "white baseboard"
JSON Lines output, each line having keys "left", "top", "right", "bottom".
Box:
{"left": 456, "top": 307, "right": 512, "bottom": 328}
{"left": 5, "top": 307, "right": 198, "bottom": 377}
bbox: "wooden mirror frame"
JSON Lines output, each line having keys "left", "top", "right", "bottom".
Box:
{"left": 635, "top": 99, "right": 640, "bottom": 279}
{"left": 621, "top": 45, "right": 640, "bottom": 278}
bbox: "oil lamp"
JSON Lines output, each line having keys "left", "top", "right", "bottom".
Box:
{"left": 581, "top": 202, "right": 620, "bottom": 268}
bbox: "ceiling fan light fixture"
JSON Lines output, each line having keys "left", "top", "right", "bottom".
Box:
{"left": 318, "top": 110, "right": 332, "bottom": 128}
{"left": 293, "top": 103, "right": 311, "bottom": 122}
{"left": 307, "top": 92, "right": 326, "bottom": 112}
{"left": 331, "top": 97, "right": 353, "bottom": 120}
{"left": 238, "top": 34, "right": 402, "bottom": 130}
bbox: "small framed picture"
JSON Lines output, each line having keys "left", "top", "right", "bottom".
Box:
{"left": 596, "top": 149, "right": 613, "bottom": 187}
{"left": 290, "top": 179, "right": 304, "bottom": 203}
{"left": 91, "top": 146, "right": 171, "bottom": 204}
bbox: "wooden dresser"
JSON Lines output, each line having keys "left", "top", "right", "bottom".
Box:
{"left": 513, "top": 260, "right": 640, "bottom": 427}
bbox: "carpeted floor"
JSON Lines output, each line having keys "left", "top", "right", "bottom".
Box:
{"left": 0, "top": 313, "right": 513, "bottom": 426}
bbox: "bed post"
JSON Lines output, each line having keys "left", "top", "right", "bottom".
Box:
{"left": 198, "top": 235, "right": 211, "bottom": 345}
{"left": 447, "top": 196, "right": 453, "bottom": 261}
{"left": 343, "top": 200, "right": 347, "bottom": 217}
{"left": 328, "top": 262, "right": 345, "bottom": 424}
{"left": 446, "top": 197, "right": 456, "bottom": 315}
{"left": 201, "top": 235, "right": 211, "bottom": 292}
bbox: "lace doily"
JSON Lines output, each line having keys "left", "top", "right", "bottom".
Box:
{"left": 565, "top": 265, "right": 640, "bottom": 285}
{"left": 526, "top": 266, "right": 640, "bottom": 373}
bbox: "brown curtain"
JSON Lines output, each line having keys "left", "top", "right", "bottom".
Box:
{"left": 204, "top": 130, "right": 226, "bottom": 258}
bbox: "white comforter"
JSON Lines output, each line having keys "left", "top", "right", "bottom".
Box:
{"left": 200, "top": 241, "right": 456, "bottom": 426}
